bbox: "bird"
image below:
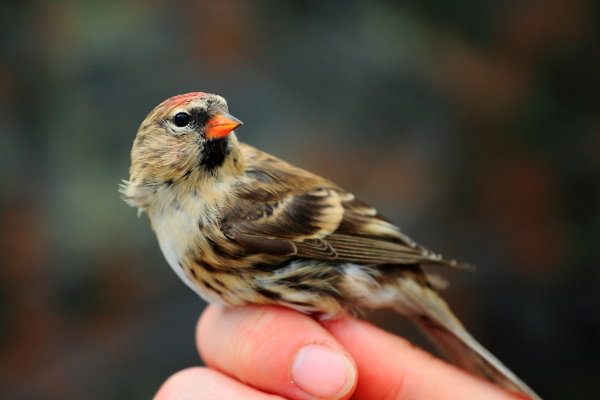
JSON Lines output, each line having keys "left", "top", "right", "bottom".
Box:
{"left": 121, "top": 91, "right": 540, "bottom": 399}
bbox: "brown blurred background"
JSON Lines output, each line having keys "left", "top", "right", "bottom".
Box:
{"left": 1, "top": 1, "right": 599, "bottom": 399}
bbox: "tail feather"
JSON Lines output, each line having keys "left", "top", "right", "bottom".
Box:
{"left": 391, "top": 277, "right": 541, "bottom": 399}
{"left": 414, "top": 317, "right": 540, "bottom": 399}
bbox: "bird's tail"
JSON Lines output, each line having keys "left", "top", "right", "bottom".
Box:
{"left": 391, "top": 276, "right": 541, "bottom": 399}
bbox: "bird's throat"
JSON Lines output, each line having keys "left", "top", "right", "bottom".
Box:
{"left": 200, "top": 138, "right": 231, "bottom": 170}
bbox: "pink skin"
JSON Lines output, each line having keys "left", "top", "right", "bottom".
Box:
{"left": 154, "top": 305, "right": 527, "bottom": 400}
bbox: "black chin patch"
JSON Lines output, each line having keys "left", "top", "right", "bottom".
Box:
{"left": 200, "top": 138, "right": 230, "bottom": 170}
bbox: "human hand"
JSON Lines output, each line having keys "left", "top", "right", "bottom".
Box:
{"left": 155, "top": 305, "right": 526, "bottom": 400}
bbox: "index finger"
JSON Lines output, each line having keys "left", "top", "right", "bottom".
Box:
{"left": 323, "top": 317, "right": 528, "bottom": 400}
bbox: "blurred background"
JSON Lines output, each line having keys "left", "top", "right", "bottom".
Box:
{"left": 1, "top": 1, "right": 599, "bottom": 398}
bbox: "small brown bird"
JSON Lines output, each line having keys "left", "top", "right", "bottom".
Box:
{"left": 122, "top": 92, "right": 539, "bottom": 399}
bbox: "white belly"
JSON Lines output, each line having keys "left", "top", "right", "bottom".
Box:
{"left": 149, "top": 205, "right": 226, "bottom": 305}
{"left": 153, "top": 209, "right": 203, "bottom": 293}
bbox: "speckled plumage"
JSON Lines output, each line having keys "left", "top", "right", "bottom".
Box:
{"left": 121, "top": 92, "right": 539, "bottom": 399}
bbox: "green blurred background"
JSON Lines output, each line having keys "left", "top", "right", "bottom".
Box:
{"left": 1, "top": 1, "right": 599, "bottom": 399}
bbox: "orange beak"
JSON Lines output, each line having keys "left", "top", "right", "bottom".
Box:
{"left": 205, "top": 112, "right": 243, "bottom": 139}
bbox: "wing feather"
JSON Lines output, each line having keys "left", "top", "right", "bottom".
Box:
{"left": 222, "top": 144, "right": 459, "bottom": 266}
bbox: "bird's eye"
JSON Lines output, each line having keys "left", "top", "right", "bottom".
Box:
{"left": 173, "top": 112, "right": 190, "bottom": 127}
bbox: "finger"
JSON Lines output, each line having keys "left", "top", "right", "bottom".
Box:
{"left": 197, "top": 305, "right": 357, "bottom": 400}
{"left": 154, "top": 367, "right": 285, "bottom": 400}
{"left": 323, "top": 317, "right": 524, "bottom": 400}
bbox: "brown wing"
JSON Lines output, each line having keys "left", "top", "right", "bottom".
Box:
{"left": 221, "top": 143, "right": 458, "bottom": 266}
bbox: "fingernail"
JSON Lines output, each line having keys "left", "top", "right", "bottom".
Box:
{"left": 292, "top": 344, "right": 356, "bottom": 399}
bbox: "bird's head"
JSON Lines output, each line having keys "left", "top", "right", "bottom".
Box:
{"left": 121, "top": 92, "right": 243, "bottom": 209}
